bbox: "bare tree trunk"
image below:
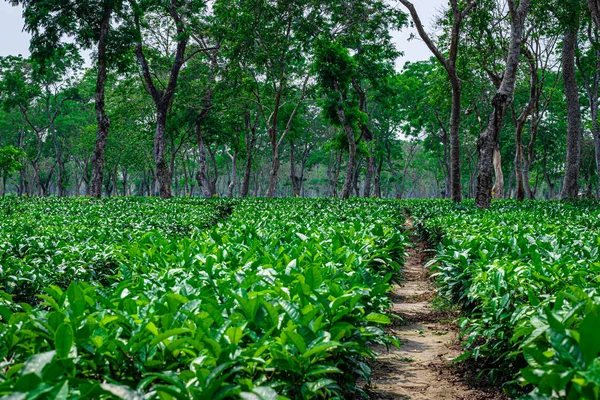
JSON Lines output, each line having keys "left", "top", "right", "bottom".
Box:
{"left": 363, "top": 145, "right": 375, "bottom": 197}
{"left": 266, "top": 144, "right": 281, "bottom": 198}
{"left": 227, "top": 147, "right": 237, "bottom": 198}
{"left": 449, "top": 78, "right": 463, "bottom": 203}
{"left": 290, "top": 140, "right": 301, "bottom": 197}
{"left": 241, "top": 152, "right": 253, "bottom": 198}
{"left": 561, "top": 26, "right": 582, "bottom": 199}
{"left": 208, "top": 146, "right": 218, "bottom": 195}
{"left": 195, "top": 122, "right": 213, "bottom": 198}
{"left": 374, "top": 157, "right": 383, "bottom": 198}
{"left": 336, "top": 99, "right": 358, "bottom": 199}
{"left": 524, "top": 119, "right": 538, "bottom": 199}
{"left": 333, "top": 149, "right": 343, "bottom": 197}
{"left": 475, "top": 0, "right": 531, "bottom": 208}
{"left": 492, "top": 145, "right": 504, "bottom": 199}
{"left": 385, "top": 141, "right": 402, "bottom": 198}
{"left": 154, "top": 108, "right": 172, "bottom": 199}
{"left": 241, "top": 120, "right": 257, "bottom": 197}
{"left": 91, "top": 8, "right": 111, "bottom": 198}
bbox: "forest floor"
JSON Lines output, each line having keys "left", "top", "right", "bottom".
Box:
{"left": 364, "top": 218, "right": 506, "bottom": 400}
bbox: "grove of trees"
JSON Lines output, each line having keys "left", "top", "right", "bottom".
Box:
{"left": 3, "top": 0, "right": 600, "bottom": 207}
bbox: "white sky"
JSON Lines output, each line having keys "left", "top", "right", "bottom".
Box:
{"left": 0, "top": 0, "right": 447, "bottom": 67}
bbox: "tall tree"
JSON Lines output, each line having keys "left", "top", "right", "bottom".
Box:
{"left": 560, "top": 2, "right": 583, "bottom": 199}
{"left": 475, "top": 0, "right": 532, "bottom": 208}
{"left": 398, "top": 0, "right": 478, "bottom": 203}
{"left": 130, "top": 0, "right": 208, "bottom": 198}
{"left": 11, "top": 0, "right": 129, "bottom": 198}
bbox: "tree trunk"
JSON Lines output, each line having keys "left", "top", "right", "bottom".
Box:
{"left": 449, "top": 77, "right": 463, "bottom": 203}
{"left": 333, "top": 149, "right": 343, "bottom": 197}
{"left": 290, "top": 140, "right": 301, "bottom": 197}
{"left": 514, "top": 98, "right": 533, "bottom": 202}
{"left": 363, "top": 145, "right": 375, "bottom": 197}
{"left": 154, "top": 107, "right": 172, "bottom": 199}
{"left": 90, "top": 9, "right": 111, "bottom": 198}
{"left": 374, "top": 156, "right": 383, "bottom": 198}
{"left": 524, "top": 119, "right": 538, "bottom": 199}
{"left": 475, "top": 0, "right": 531, "bottom": 208}
{"left": 338, "top": 110, "right": 357, "bottom": 199}
{"left": 492, "top": 145, "right": 504, "bottom": 199}
{"left": 195, "top": 121, "right": 212, "bottom": 198}
{"left": 266, "top": 143, "right": 280, "bottom": 198}
{"left": 561, "top": 26, "right": 582, "bottom": 199}
{"left": 241, "top": 125, "right": 256, "bottom": 198}
{"left": 227, "top": 148, "right": 237, "bottom": 198}
{"left": 385, "top": 141, "right": 402, "bottom": 198}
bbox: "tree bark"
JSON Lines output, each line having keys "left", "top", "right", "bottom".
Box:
{"left": 154, "top": 107, "right": 172, "bottom": 198}
{"left": 266, "top": 143, "right": 281, "bottom": 198}
{"left": 241, "top": 115, "right": 257, "bottom": 198}
{"left": 90, "top": 8, "right": 111, "bottom": 198}
{"left": 561, "top": 26, "right": 582, "bottom": 199}
{"left": 339, "top": 117, "right": 357, "bottom": 199}
{"left": 363, "top": 145, "right": 375, "bottom": 197}
{"left": 226, "top": 147, "right": 237, "bottom": 198}
{"left": 290, "top": 140, "right": 301, "bottom": 197}
{"left": 195, "top": 121, "right": 213, "bottom": 198}
{"left": 492, "top": 145, "right": 504, "bottom": 199}
{"left": 589, "top": 0, "right": 600, "bottom": 30}
{"left": 475, "top": 0, "right": 531, "bottom": 208}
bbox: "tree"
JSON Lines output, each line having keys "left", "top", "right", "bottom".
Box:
{"left": 399, "top": 0, "right": 479, "bottom": 203}
{"left": 0, "top": 145, "right": 26, "bottom": 196}
{"left": 558, "top": 1, "right": 584, "bottom": 199}
{"left": 475, "top": 0, "right": 532, "bottom": 209}
{"left": 11, "top": 0, "right": 131, "bottom": 198}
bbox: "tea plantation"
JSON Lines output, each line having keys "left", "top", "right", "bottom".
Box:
{"left": 2, "top": 198, "right": 600, "bottom": 399}
{"left": 0, "top": 198, "right": 407, "bottom": 399}
{"left": 409, "top": 200, "right": 600, "bottom": 399}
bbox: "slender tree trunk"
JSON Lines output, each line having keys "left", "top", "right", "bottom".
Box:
{"left": 227, "top": 148, "right": 237, "bottom": 198}
{"left": 515, "top": 125, "right": 526, "bottom": 201}
{"left": 592, "top": 98, "right": 600, "bottom": 198}
{"left": 475, "top": 0, "right": 531, "bottom": 208}
{"left": 208, "top": 146, "right": 218, "bottom": 195}
{"left": 492, "top": 145, "right": 504, "bottom": 199}
{"left": 266, "top": 142, "right": 281, "bottom": 198}
{"left": 374, "top": 157, "right": 383, "bottom": 198}
{"left": 524, "top": 120, "right": 538, "bottom": 199}
{"left": 241, "top": 126, "right": 256, "bottom": 198}
{"left": 385, "top": 141, "right": 402, "bottom": 198}
{"left": 290, "top": 140, "right": 301, "bottom": 197}
{"left": 48, "top": 119, "right": 67, "bottom": 197}
{"left": 154, "top": 107, "right": 172, "bottom": 199}
{"left": 561, "top": 26, "right": 582, "bottom": 199}
{"left": 90, "top": 9, "right": 111, "bottom": 198}
{"left": 338, "top": 112, "right": 357, "bottom": 199}
{"left": 195, "top": 122, "right": 212, "bottom": 198}
{"left": 449, "top": 77, "right": 463, "bottom": 202}
{"left": 363, "top": 145, "right": 375, "bottom": 197}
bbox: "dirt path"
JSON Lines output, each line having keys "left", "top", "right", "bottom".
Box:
{"left": 366, "top": 219, "right": 503, "bottom": 400}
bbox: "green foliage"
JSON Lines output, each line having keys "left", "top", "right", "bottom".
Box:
{"left": 0, "top": 198, "right": 408, "bottom": 398}
{"left": 408, "top": 199, "right": 600, "bottom": 398}
{"left": 0, "top": 146, "right": 26, "bottom": 179}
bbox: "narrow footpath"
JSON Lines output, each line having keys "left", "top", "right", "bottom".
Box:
{"left": 366, "top": 218, "right": 504, "bottom": 400}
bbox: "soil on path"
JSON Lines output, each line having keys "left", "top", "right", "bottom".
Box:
{"left": 365, "top": 218, "right": 505, "bottom": 400}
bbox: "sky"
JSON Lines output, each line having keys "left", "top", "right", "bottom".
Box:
{"left": 0, "top": 0, "right": 447, "bottom": 67}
